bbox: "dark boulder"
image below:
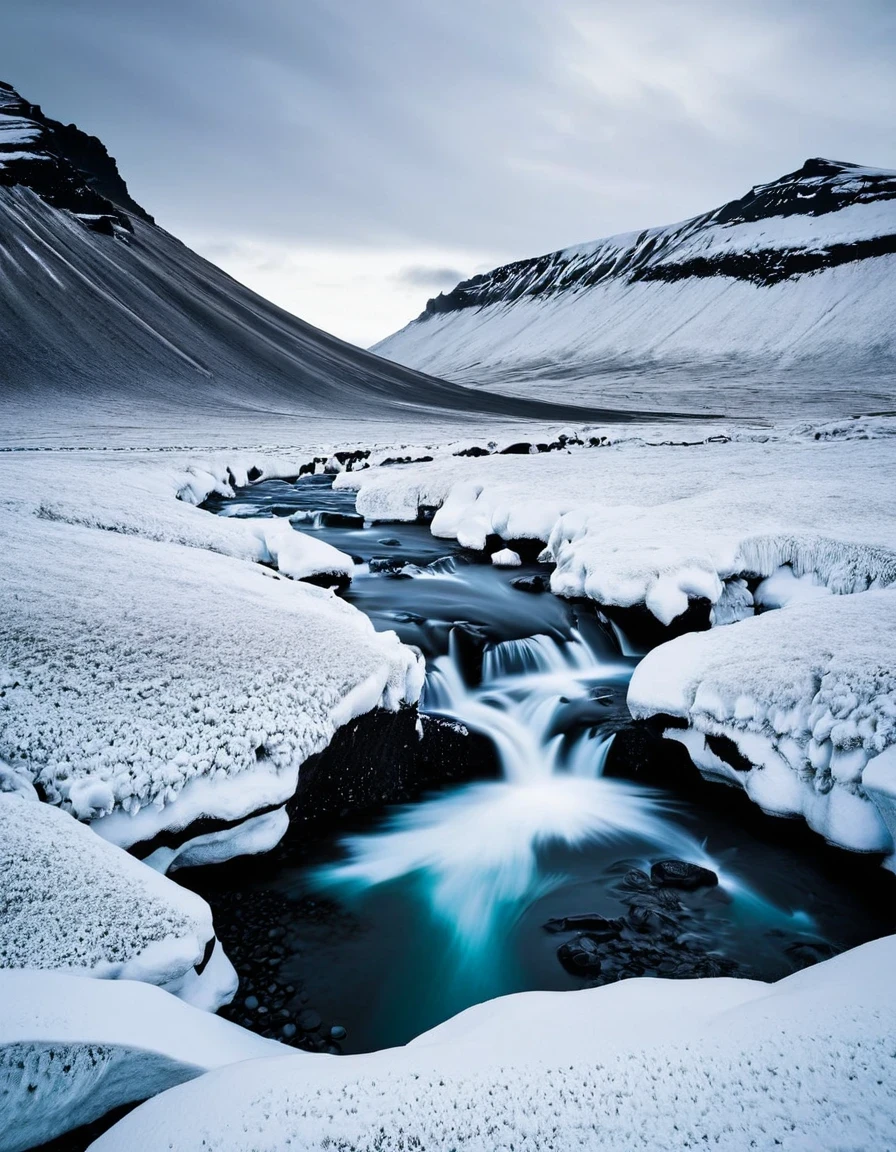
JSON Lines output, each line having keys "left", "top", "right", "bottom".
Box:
{"left": 511, "top": 574, "right": 550, "bottom": 594}
{"left": 650, "top": 860, "right": 719, "bottom": 891}
{"left": 369, "top": 557, "right": 407, "bottom": 574}
{"left": 557, "top": 933, "right": 604, "bottom": 977}
{"left": 318, "top": 511, "right": 363, "bottom": 529}
{"left": 543, "top": 915, "right": 624, "bottom": 940}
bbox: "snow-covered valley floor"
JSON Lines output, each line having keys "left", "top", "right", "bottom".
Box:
{"left": 1, "top": 413, "right": 894, "bottom": 1151}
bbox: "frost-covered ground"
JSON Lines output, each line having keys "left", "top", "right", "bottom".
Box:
{"left": 0, "top": 787, "right": 234, "bottom": 1006}
{"left": 2, "top": 418, "right": 894, "bottom": 861}
{"left": 0, "top": 445, "right": 424, "bottom": 867}
{"left": 337, "top": 420, "right": 896, "bottom": 624}
{"left": 91, "top": 934, "right": 896, "bottom": 1151}
{"left": 1, "top": 414, "right": 894, "bottom": 1149}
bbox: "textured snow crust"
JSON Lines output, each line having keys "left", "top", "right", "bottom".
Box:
{"left": 337, "top": 431, "right": 896, "bottom": 624}
{"left": 91, "top": 935, "right": 896, "bottom": 1152}
{"left": 0, "top": 452, "right": 423, "bottom": 859}
{"left": 0, "top": 790, "right": 238, "bottom": 1007}
{"left": 628, "top": 591, "right": 896, "bottom": 857}
{"left": 0, "top": 970, "right": 283, "bottom": 1152}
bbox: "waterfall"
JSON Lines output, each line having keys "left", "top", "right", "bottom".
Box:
{"left": 424, "top": 630, "right": 630, "bottom": 783}
{"left": 316, "top": 627, "right": 714, "bottom": 951}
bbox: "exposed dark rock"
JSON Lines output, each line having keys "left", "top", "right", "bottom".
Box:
{"left": 377, "top": 537, "right": 402, "bottom": 546}
{"left": 502, "top": 537, "right": 547, "bottom": 563}
{"left": 500, "top": 442, "right": 535, "bottom": 455}
{"left": 317, "top": 511, "right": 363, "bottom": 528}
{"left": 785, "top": 940, "right": 838, "bottom": 966}
{"left": 598, "top": 599, "right": 712, "bottom": 650}
{"left": 543, "top": 915, "right": 623, "bottom": 939}
{"left": 298, "top": 571, "right": 351, "bottom": 591}
{"left": 368, "top": 557, "right": 408, "bottom": 574}
{"left": 650, "top": 860, "right": 719, "bottom": 891}
{"left": 379, "top": 454, "right": 434, "bottom": 467}
{"left": 298, "top": 1009, "right": 322, "bottom": 1033}
{"left": 557, "top": 933, "right": 604, "bottom": 977}
{"left": 418, "top": 159, "right": 896, "bottom": 318}
{"left": 285, "top": 704, "right": 497, "bottom": 835}
{"left": 446, "top": 623, "right": 487, "bottom": 687}
{"left": 511, "top": 574, "right": 550, "bottom": 594}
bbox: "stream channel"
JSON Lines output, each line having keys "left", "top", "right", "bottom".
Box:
{"left": 189, "top": 474, "right": 896, "bottom": 1055}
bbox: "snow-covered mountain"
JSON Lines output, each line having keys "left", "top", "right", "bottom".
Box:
{"left": 0, "top": 80, "right": 631, "bottom": 443}
{"left": 374, "top": 159, "right": 896, "bottom": 417}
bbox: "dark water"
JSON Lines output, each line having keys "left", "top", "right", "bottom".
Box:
{"left": 197, "top": 476, "right": 896, "bottom": 1054}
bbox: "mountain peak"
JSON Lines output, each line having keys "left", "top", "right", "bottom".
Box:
{"left": 0, "top": 79, "right": 153, "bottom": 232}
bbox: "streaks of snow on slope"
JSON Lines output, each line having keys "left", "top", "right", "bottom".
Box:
{"left": 373, "top": 160, "right": 896, "bottom": 417}
{"left": 0, "top": 970, "right": 285, "bottom": 1152}
{"left": 628, "top": 591, "right": 896, "bottom": 860}
{"left": 375, "top": 257, "right": 896, "bottom": 417}
{"left": 336, "top": 433, "right": 896, "bottom": 624}
{"left": 89, "top": 935, "right": 896, "bottom": 1152}
{"left": 0, "top": 788, "right": 236, "bottom": 1008}
{"left": 0, "top": 452, "right": 423, "bottom": 864}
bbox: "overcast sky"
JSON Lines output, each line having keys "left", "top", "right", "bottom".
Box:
{"left": 5, "top": 0, "right": 896, "bottom": 346}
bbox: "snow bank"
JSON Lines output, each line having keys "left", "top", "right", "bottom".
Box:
{"left": 90, "top": 934, "right": 896, "bottom": 1151}
{"left": 628, "top": 591, "right": 896, "bottom": 857}
{"left": 261, "top": 519, "right": 354, "bottom": 583}
{"left": 0, "top": 791, "right": 236, "bottom": 1007}
{"left": 0, "top": 970, "right": 285, "bottom": 1152}
{"left": 0, "top": 452, "right": 423, "bottom": 865}
{"left": 338, "top": 433, "right": 896, "bottom": 623}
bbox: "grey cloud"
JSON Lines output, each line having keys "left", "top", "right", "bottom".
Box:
{"left": 396, "top": 266, "right": 467, "bottom": 289}
{"left": 3, "top": 0, "right": 896, "bottom": 258}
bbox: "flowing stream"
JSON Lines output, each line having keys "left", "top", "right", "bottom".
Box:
{"left": 193, "top": 476, "right": 896, "bottom": 1053}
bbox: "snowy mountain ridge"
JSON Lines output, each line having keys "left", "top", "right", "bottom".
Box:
{"left": 374, "top": 159, "right": 896, "bottom": 417}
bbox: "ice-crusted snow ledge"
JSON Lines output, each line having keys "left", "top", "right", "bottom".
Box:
{"left": 0, "top": 451, "right": 424, "bottom": 868}
{"left": 0, "top": 970, "right": 286, "bottom": 1152}
{"left": 0, "top": 787, "right": 236, "bottom": 1008}
{"left": 90, "top": 935, "right": 896, "bottom": 1151}
{"left": 336, "top": 426, "right": 896, "bottom": 625}
{"left": 628, "top": 591, "right": 896, "bottom": 861}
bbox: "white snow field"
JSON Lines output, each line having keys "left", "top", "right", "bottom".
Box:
{"left": 0, "top": 970, "right": 286, "bottom": 1152}
{"left": 0, "top": 787, "right": 235, "bottom": 1008}
{"left": 628, "top": 592, "right": 896, "bottom": 861}
{"left": 374, "top": 159, "right": 896, "bottom": 419}
{"left": 0, "top": 450, "right": 424, "bottom": 869}
{"left": 90, "top": 933, "right": 896, "bottom": 1151}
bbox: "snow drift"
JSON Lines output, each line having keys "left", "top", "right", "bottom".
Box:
{"left": 0, "top": 970, "right": 283, "bottom": 1152}
{"left": 90, "top": 934, "right": 896, "bottom": 1151}
{"left": 0, "top": 786, "right": 235, "bottom": 1008}
{"left": 375, "top": 159, "right": 896, "bottom": 418}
